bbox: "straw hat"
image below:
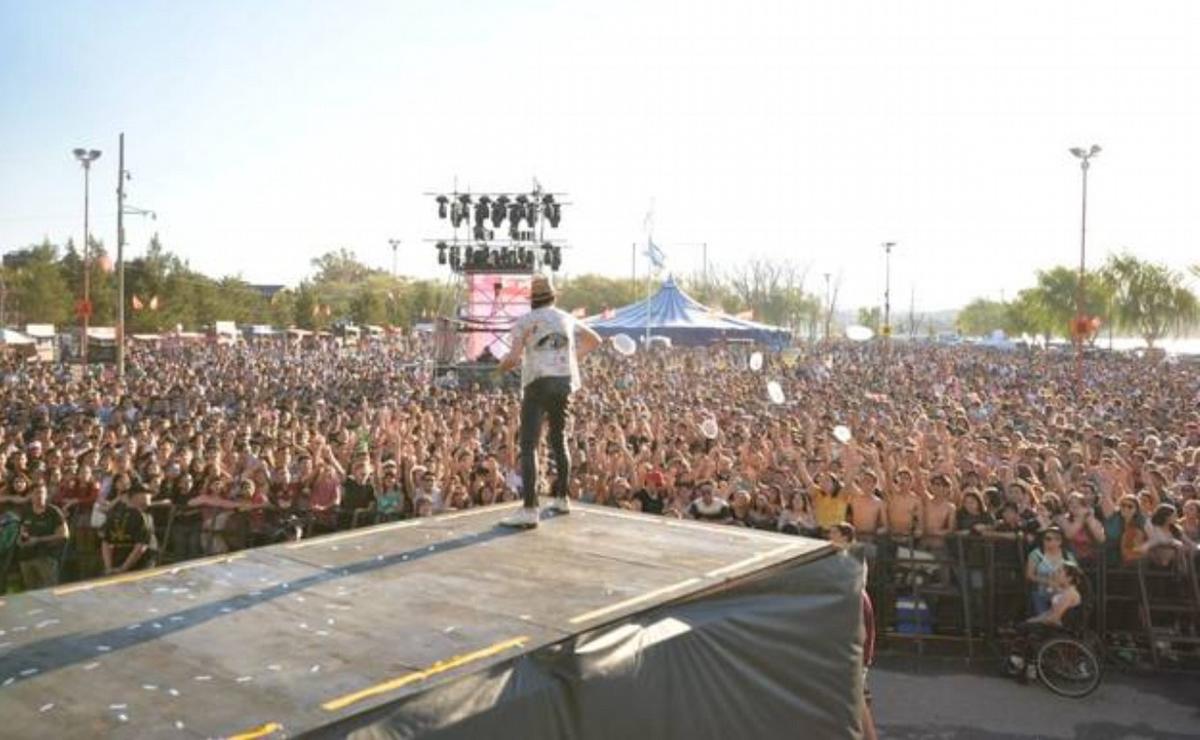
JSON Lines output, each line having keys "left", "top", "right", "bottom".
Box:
{"left": 530, "top": 273, "right": 557, "bottom": 303}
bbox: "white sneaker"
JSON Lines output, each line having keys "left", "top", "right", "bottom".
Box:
{"left": 549, "top": 496, "right": 571, "bottom": 514}
{"left": 500, "top": 507, "right": 539, "bottom": 529}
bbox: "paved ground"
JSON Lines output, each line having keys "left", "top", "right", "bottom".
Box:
{"left": 871, "top": 654, "right": 1200, "bottom": 739}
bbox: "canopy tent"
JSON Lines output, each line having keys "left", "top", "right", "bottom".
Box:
{"left": 0, "top": 328, "right": 35, "bottom": 345}
{"left": 586, "top": 277, "right": 791, "bottom": 347}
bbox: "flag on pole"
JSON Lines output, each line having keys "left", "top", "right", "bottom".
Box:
{"left": 149, "top": 295, "right": 159, "bottom": 311}
{"left": 644, "top": 239, "right": 666, "bottom": 270}
{"left": 131, "top": 295, "right": 144, "bottom": 311}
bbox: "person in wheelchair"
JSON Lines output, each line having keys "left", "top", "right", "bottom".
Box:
{"left": 1007, "top": 562, "right": 1086, "bottom": 684}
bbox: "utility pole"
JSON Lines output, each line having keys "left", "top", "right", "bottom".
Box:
{"left": 702, "top": 242, "right": 708, "bottom": 286}
{"left": 908, "top": 285, "right": 916, "bottom": 339}
{"left": 631, "top": 243, "right": 636, "bottom": 285}
{"left": 116, "top": 133, "right": 126, "bottom": 378}
{"left": 882, "top": 241, "right": 896, "bottom": 339}
{"left": 823, "top": 272, "right": 831, "bottom": 340}
{"left": 113, "top": 136, "right": 156, "bottom": 379}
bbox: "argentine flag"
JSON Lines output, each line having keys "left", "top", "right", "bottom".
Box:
{"left": 645, "top": 239, "right": 666, "bottom": 270}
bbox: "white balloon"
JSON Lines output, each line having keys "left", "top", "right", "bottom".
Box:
{"left": 749, "top": 352, "right": 764, "bottom": 371}
{"left": 612, "top": 334, "right": 637, "bottom": 356}
{"left": 845, "top": 325, "right": 874, "bottom": 342}
{"left": 766, "top": 380, "right": 785, "bottom": 405}
{"left": 832, "top": 425, "right": 852, "bottom": 444}
{"left": 700, "top": 418, "right": 720, "bottom": 440}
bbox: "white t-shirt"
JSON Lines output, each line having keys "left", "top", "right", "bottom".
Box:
{"left": 510, "top": 306, "right": 582, "bottom": 391}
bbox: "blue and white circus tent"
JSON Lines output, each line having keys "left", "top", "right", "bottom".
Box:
{"left": 586, "top": 277, "right": 791, "bottom": 348}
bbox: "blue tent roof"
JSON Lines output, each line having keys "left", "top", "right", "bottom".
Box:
{"left": 585, "top": 277, "right": 790, "bottom": 347}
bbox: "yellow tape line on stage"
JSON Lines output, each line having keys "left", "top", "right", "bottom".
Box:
{"left": 704, "top": 542, "right": 806, "bottom": 579}
{"left": 321, "top": 635, "right": 529, "bottom": 712}
{"left": 52, "top": 554, "right": 247, "bottom": 596}
{"left": 284, "top": 519, "right": 422, "bottom": 549}
{"left": 226, "top": 720, "right": 283, "bottom": 740}
{"left": 569, "top": 577, "right": 703, "bottom": 625}
{"left": 285, "top": 502, "right": 521, "bottom": 550}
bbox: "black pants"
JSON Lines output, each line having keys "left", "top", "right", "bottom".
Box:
{"left": 519, "top": 376, "right": 572, "bottom": 508}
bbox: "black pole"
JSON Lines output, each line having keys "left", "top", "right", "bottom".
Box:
{"left": 117, "top": 133, "right": 126, "bottom": 379}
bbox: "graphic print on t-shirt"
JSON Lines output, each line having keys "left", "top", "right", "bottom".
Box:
{"left": 536, "top": 333, "right": 570, "bottom": 350}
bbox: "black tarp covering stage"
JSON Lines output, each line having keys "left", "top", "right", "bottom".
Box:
{"left": 0, "top": 503, "right": 863, "bottom": 739}
{"left": 332, "top": 531, "right": 865, "bottom": 739}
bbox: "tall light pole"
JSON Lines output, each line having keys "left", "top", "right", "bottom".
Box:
{"left": 388, "top": 238, "right": 401, "bottom": 279}
{"left": 1069, "top": 145, "right": 1101, "bottom": 395}
{"left": 73, "top": 147, "right": 102, "bottom": 367}
{"left": 882, "top": 241, "right": 897, "bottom": 339}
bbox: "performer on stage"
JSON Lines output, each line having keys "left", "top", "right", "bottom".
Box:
{"left": 497, "top": 273, "right": 601, "bottom": 528}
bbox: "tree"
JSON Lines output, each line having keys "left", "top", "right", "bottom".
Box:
{"left": 557, "top": 274, "right": 641, "bottom": 315}
{"left": 311, "top": 248, "right": 377, "bottom": 284}
{"left": 350, "top": 285, "right": 387, "bottom": 326}
{"left": 1102, "top": 254, "right": 1199, "bottom": 347}
{"left": 956, "top": 298, "right": 1011, "bottom": 336}
{"left": 856, "top": 306, "right": 881, "bottom": 333}
{"left": 5, "top": 240, "right": 72, "bottom": 325}
{"left": 1006, "top": 289, "right": 1050, "bottom": 341}
{"left": 726, "top": 257, "right": 812, "bottom": 327}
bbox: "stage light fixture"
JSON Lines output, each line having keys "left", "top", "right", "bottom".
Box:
{"left": 475, "top": 196, "right": 491, "bottom": 224}
{"left": 542, "top": 195, "right": 563, "bottom": 227}
{"left": 449, "top": 245, "right": 461, "bottom": 270}
{"left": 473, "top": 223, "right": 487, "bottom": 241}
{"left": 464, "top": 245, "right": 475, "bottom": 264}
{"left": 551, "top": 245, "right": 562, "bottom": 271}
{"left": 436, "top": 241, "right": 448, "bottom": 265}
{"left": 492, "top": 196, "right": 510, "bottom": 227}
{"left": 453, "top": 194, "right": 471, "bottom": 227}
{"left": 436, "top": 195, "right": 449, "bottom": 219}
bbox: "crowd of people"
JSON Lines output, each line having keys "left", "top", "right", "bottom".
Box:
{"left": 0, "top": 336, "right": 1197, "bottom": 652}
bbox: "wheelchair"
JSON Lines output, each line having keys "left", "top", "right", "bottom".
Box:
{"left": 1000, "top": 597, "right": 1103, "bottom": 698}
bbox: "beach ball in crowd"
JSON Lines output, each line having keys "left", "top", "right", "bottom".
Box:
{"left": 832, "top": 425, "right": 852, "bottom": 444}
{"left": 766, "top": 380, "right": 785, "bottom": 405}
{"left": 749, "top": 352, "right": 764, "bottom": 371}
{"left": 612, "top": 334, "right": 637, "bottom": 356}
{"left": 845, "top": 325, "right": 874, "bottom": 342}
{"left": 700, "top": 418, "right": 720, "bottom": 440}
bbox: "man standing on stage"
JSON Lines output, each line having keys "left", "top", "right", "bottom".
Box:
{"left": 497, "top": 273, "right": 601, "bottom": 528}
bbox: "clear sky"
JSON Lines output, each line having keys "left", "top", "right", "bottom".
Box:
{"left": 2, "top": 0, "right": 1198, "bottom": 312}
